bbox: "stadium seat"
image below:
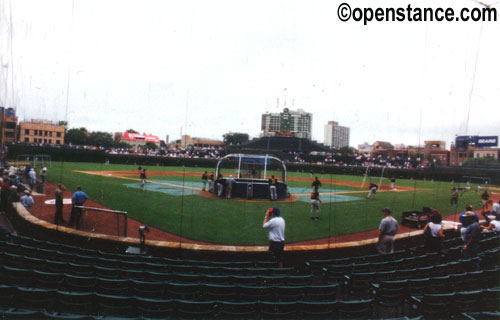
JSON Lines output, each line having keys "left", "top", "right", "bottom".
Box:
{"left": 462, "top": 312, "right": 500, "bottom": 320}
{"left": 455, "top": 290, "right": 483, "bottom": 313}
{"left": 239, "top": 285, "right": 272, "bottom": 302}
{"left": 259, "top": 301, "right": 297, "bottom": 319}
{"left": 94, "top": 293, "right": 138, "bottom": 317}
{"left": 165, "top": 282, "right": 201, "bottom": 300}
{"left": 14, "top": 287, "right": 57, "bottom": 312}
{"left": 54, "top": 290, "right": 95, "bottom": 315}
{"left": 218, "top": 300, "right": 258, "bottom": 319}
{"left": 337, "top": 299, "right": 374, "bottom": 319}
{"left": 3, "top": 266, "right": 33, "bottom": 287}
{"left": 175, "top": 299, "right": 217, "bottom": 319}
{"left": 63, "top": 274, "right": 96, "bottom": 293}
{"left": 407, "top": 278, "right": 430, "bottom": 296}
{"left": 372, "top": 279, "right": 407, "bottom": 317}
{"left": 130, "top": 279, "right": 166, "bottom": 298}
{"left": 96, "top": 277, "right": 131, "bottom": 296}
{"left": 134, "top": 296, "right": 176, "bottom": 319}
{"left": 296, "top": 300, "right": 337, "bottom": 319}
{"left": 201, "top": 283, "right": 238, "bottom": 301}
{"left": 410, "top": 292, "right": 455, "bottom": 319}
{"left": 33, "top": 269, "right": 64, "bottom": 290}
{"left": 304, "top": 283, "right": 339, "bottom": 301}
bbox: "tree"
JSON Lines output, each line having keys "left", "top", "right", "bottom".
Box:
{"left": 88, "top": 131, "right": 114, "bottom": 148}
{"left": 113, "top": 141, "right": 132, "bottom": 149}
{"left": 65, "top": 127, "right": 88, "bottom": 145}
{"left": 223, "top": 132, "right": 249, "bottom": 146}
{"left": 338, "top": 146, "right": 353, "bottom": 155}
{"left": 145, "top": 142, "right": 158, "bottom": 150}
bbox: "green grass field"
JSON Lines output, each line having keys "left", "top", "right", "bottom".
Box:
{"left": 45, "top": 162, "right": 487, "bottom": 245}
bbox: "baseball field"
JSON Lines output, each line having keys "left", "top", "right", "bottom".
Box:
{"left": 45, "top": 162, "right": 488, "bottom": 245}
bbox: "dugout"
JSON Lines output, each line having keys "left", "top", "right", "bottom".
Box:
{"left": 215, "top": 153, "right": 288, "bottom": 200}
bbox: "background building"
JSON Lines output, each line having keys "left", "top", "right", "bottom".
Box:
{"left": 324, "top": 121, "right": 350, "bottom": 149}
{"left": 261, "top": 108, "right": 312, "bottom": 139}
{"left": 450, "top": 135, "right": 499, "bottom": 166}
{"left": 0, "top": 107, "right": 18, "bottom": 145}
{"left": 18, "top": 119, "right": 65, "bottom": 145}
{"left": 177, "top": 135, "right": 224, "bottom": 149}
{"left": 120, "top": 131, "right": 161, "bottom": 150}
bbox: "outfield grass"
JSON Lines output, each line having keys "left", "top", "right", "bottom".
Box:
{"left": 45, "top": 162, "right": 487, "bottom": 245}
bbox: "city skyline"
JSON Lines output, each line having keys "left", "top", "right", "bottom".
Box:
{"left": 1, "top": 0, "right": 499, "bottom": 147}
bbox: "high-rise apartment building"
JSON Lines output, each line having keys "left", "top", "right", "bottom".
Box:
{"left": 324, "top": 121, "right": 350, "bottom": 149}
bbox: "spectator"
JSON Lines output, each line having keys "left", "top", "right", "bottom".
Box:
{"left": 491, "top": 200, "right": 500, "bottom": 220}
{"left": 423, "top": 212, "right": 445, "bottom": 253}
{"left": 29, "top": 168, "right": 37, "bottom": 191}
{"left": 481, "top": 219, "right": 500, "bottom": 233}
{"left": 40, "top": 166, "right": 47, "bottom": 184}
{"left": 459, "top": 205, "right": 478, "bottom": 241}
{"left": 20, "top": 190, "right": 34, "bottom": 212}
{"left": 462, "top": 211, "right": 481, "bottom": 265}
{"left": 69, "top": 186, "right": 88, "bottom": 230}
{"left": 262, "top": 207, "right": 285, "bottom": 268}
{"left": 0, "top": 177, "right": 10, "bottom": 212}
{"left": 377, "top": 207, "right": 399, "bottom": 254}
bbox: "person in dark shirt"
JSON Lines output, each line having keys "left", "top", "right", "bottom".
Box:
{"left": 216, "top": 174, "right": 224, "bottom": 198}
{"left": 462, "top": 211, "right": 482, "bottom": 269}
{"left": 367, "top": 183, "right": 378, "bottom": 200}
{"left": 312, "top": 177, "right": 322, "bottom": 192}
{"left": 201, "top": 171, "right": 208, "bottom": 191}
{"left": 481, "top": 190, "right": 490, "bottom": 210}
{"left": 140, "top": 169, "right": 147, "bottom": 191}
{"left": 269, "top": 175, "right": 278, "bottom": 201}
{"left": 310, "top": 190, "right": 323, "bottom": 220}
{"left": 54, "top": 184, "right": 66, "bottom": 225}
{"left": 450, "top": 187, "right": 459, "bottom": 206}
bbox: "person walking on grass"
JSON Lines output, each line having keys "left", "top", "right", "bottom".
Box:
{"left": 450, "top": 187, "right": 459, "bottom": 206}
{"left": 263, "top": 207, "right": 285, "bottom": 268}
{"left": 140, "top": 168, "right": 147, "bottom": 191}
{"left": 377, "top": 207, "right": 399, "bottom": 254}
{"left": 310, "top": 190, "right": 323, "bottom": 220}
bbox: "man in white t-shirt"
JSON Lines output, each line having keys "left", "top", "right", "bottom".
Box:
{"left": 263, "top": 207, "right": 285, "bottom": 268}
{"left": 491, "top": 201, "right": 500, "bottom": 219}
{"left": 481, "top": 219, "right": 500, "bottom": 233}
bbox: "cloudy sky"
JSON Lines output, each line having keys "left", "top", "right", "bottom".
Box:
{"left": 1, "top": 0, "right": 499, "bottom": 147}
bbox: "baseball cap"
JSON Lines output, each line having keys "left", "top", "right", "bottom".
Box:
{"left": 463, "top": 211, "right": 476, "bottom": 217}
{"left": 382, "top": 207, "right": 391, "bottom": 214}
{"left": 271, "top": 207, "right": 280, "bottom": 216}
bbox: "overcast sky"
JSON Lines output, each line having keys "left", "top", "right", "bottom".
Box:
{"left": 1, "top": 0, "right": 499, "bottom": 148}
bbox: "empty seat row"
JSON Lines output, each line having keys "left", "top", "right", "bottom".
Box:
{"left": 0, "top": 285, "right": 370, "bottom": 319}
{"left": 0, "top": 242, "right": 296, "bottom": 277}
{"left": 8, "top": 233, "right": 278, "bottom": 268}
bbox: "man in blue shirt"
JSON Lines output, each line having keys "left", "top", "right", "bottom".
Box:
{"left": 69, "top": 186, "right": 88, "bottom": 230}
{"left": 459, "top": 205, "right": 478, "bottom": 241}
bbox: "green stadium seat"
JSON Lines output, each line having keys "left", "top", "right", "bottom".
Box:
{"left": 135, "top": 296, "right": 175, "bottom": 319}
{"left": 54, "top": 290, "right": 94, "bottom": 315}
{"left": 33, "top": 269, "right": 64, "bottom": 290}
{"left": 259, "top": 301, "right": 297, "bottom": 319}
{"left": 3, "top": 266, "right": 33, "bottom": 287}
{"left": 239, "top": 285, "right": 272, "bottom": 302}
{"left": 96, "top": 277, "right": 131, "bottom": 296}
{"left": 338, "top": 299, "right": 374, "bottom": 319}
{"left": 130, "top": 279, "right": 166, "bottom": 298}
{"left": 165, "top": 282, "right": 201, "bottom": 300}
{"left": 272, "top": 285, "right": 305, "bottom": 302}
{"left": 304, "top": 283, "right": 339, "bottom": 301}
{"left": 201, "top": 283, "right": 238, "bottom": 301}
{"left": 175, "top": 299, "right": 217, "bottom": 319}
{"left": 94, "top": 293, "right": 137, "bottom": 317}
{"left": 63, "top": 274, "right": 96, "bottom": 293}
{"left": 410, "top": 292, "right": 455, "bottom": 319}
{"left": 297, "top": 300, "right": 337, "bottom": 319}
{"left": 15, "top": 287, "right": 57, "bottom": 312}
{"left": 455, "top": 290, "right": 483, "bottom": 313}
{"left": 218, "top": 300, "right": 258, "bottom": 319}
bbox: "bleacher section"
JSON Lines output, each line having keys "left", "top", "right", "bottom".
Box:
{"left": 0, "top": 232, "right": 498, "bottom": 319}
